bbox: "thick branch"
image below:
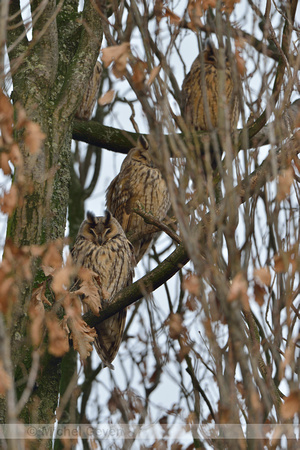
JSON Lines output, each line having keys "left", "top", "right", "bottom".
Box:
{"left": 73, "top": 119, "right": 138, "bottom": 154}
{"left": 73, "top": 99, "right": 300, "bottom": 154}
{"left": 83, "top": 243, "right": 189, "bottom": 327}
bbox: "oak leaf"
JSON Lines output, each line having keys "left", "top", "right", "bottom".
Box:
{"left": 277, "top": 167, "right": 294, "bottom": 201}
{"left": 227, "top": 272, "right": 249, "bottom": 310}
{"left": 0, "top": 185, "right": 18, "bottom": 216}
{"left": 101, "top": 43, "right": 130, "bottom": 79}
{"left": 74, "top": 278, "right": 101, "bottom": 317}
{"left": 29, "top": 285, "right": 47, "bottom": 346}
{"left": 69, "top": 318, "right": 97, "bottom": 359}
{"left": 98, "top": 90, "right": 115, "bottom": 106}
{"left": 0, "top": 361, "right": 12, "bottom": 394}
{"left": 46, "top": 313, "right": 70, "bottom": 357}
{"left": 281, "top": 390, "right": 300, "bottom": 419}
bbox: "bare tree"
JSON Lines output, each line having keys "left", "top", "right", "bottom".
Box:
{"left": 0, "top": 1, "right": 299, "bottom": 449}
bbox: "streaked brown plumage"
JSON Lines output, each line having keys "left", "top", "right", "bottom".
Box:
{"left": 106, "top": 137, "right": 171, "bottom": 263}
{"left": 181, "top": 40, "right": 239, "bottom": 132}
{"left": 75, "top": 61, "right": 102, "bottom": 120}
{"left": 71, "top": 210, "right": 135, "bottom": 368}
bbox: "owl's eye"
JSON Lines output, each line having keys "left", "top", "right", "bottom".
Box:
{"left": 89, "top": 227, "right": 98, "bottom": 241}
{"left": 103, "top": 227, "right": 111, "bottom": 240}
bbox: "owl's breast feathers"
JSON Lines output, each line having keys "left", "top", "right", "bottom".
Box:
{"left": 71, "top": 211, "right": 134, "bottom": 368}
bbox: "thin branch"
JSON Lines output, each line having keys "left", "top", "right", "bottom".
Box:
{"left": 133, "top": 207, "right": 181, "bottom": 244}
{"left": 15, "top": 351, "right": 40, "bottom": 415}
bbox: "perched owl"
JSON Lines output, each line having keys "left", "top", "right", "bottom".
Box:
{"left": 106, "top": 137, "right": 171, "bottom": 263}
{"left": 75, "top": 61, "right": 102, "bottom": 120}
{"left": 71, "top": 210, "right": 135, "bottom": 368}
{"left": 181, "top": 40, "right": 239, "bottom": 132}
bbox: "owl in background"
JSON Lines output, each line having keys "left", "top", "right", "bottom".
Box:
{"left": 71, "top": 210, "right": 135, "bottom": 368}
{"left": 75, "top": 61, "right": 102, "bottom": 120}
{"left": 181, "top": 39, "right": 239, "bottom": 133}
{"left": 106, "top": 136, "right": 171, "bottom": 263}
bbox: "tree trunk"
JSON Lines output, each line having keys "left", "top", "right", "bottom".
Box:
{"left": 2, "top": 0, "right": 103, "bottom": 426}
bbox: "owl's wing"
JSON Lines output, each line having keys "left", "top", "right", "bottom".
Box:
{"left": 106, "top": 167, "right": 139, "bottom": 234}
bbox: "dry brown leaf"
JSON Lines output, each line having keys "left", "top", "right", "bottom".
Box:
{"left": 253, "top": 268, "right": 270, "bottom": 305}
{"left": 222, "top": 0, "right": 240, "bottom": 14}
{"left": 0, "top": 361, "right": 12, "bottom": 394}
{"left": 277, "top": 167, "right": 294, "bottom": 201}
{"left": 77, "top": 267, "right": 98, "bottom": 281}
{"left": 273, "top": 247, "right": 297, "bottom": 275}
{"left": 24, "top": 121, "right": 46, "bottom": 154}
{"left": 281, "top": 390, "right": 300, "bottom": 419}
{"left": 235, "top": 37, "right": 246, "bottom": 50}
{"left": 168, "top": 313, "right": 185, "bottom": 339}
{"left": 235, "top": 49, "right": 246, "bottom": 76}
{"left": 101, "top": 43, "right": 130, "bottom": 78}
{"left": 164, "top": 7, "right": 181, "bottom": 24}
{"left": 0, "top": 275, "right": 16, "bottom": 313}
{"left": 186, "top": 295, "right": 198, "bottom": 311}
{"left": 227, "top": 273, "right": 249, "bottom": 310}
{"left": 0, "top": 185, "right": 18, "bottom": 216}
{"left": 0, "top": 89, "right": 14, "bottom": 145}
{"left": 146, "top": 65, "right": 161, "bottom": 86}
{"left": 0, "top": 151, "right": 11, "bottom": 175}
{"left": 253, "top": 267, "right": 271, "bottom": 286}
{"left": 182, "top": 273, "right": 200, "bottom": 296}
{"left": 101, "top": 43, "right": 130, "bottom": 67}
{"left": 69, "top": 318, "right": 97, "bottom": 359}
{"left": 42, "top": 265, "right": 55, "bottom": 277}
{"left": 187, "top": 0, "right": 204, "bottom": 30}
{"left": 132, "top": 60, "right": 148, "bottom": 90}
{"left": 9, "top": 144, "right": 22, "bottom": 167}
{"left": 52, "top": 265, "right": 73, "bottom": 295}
{"left": 273, "top": 253, "right": 286, "bottom": 273}
{"left": 63, "top": 293, "right": 82, "bottom": 322}
{"left": 253, "top": 283, "right": 266, "bottom": 307}
{"left": 98, "top": 89, "right": 115, "bottom": 106}
{"left": 74, "top": 279, "right": 101, "bottom": 316}
{"left": 29, "top": 286, "right": 46, "bottom": 346}
{"left": 112, "top": 53, "right": 129, "bottom": 79}
{"left": 42, "top": 241, "right": 63, "bottom": 270}
{"left": 279, "top": 342, "right": 295, "bottom": 379}
{"left": 46, "top": 313, "right": 69, "bottom": 357}
{"left": 2, "top": 239, "right": 32, "bottom": 281}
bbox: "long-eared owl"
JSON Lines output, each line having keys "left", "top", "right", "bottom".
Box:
{"left": 181, "top": 39, "right": 239, "bottom": 132}
{"left": 106, "top": 137, "right": 171, "bottom": 263}
{"left": 71, "top": 210, "right": 135, "bottom": 368}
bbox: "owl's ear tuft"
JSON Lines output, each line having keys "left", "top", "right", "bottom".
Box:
{"left": 86, "top": 211, "right": 96, "bottom": 225}
{"left": 204, "top": 38, "right": 217, "bottom": 63}
{"left": 104, "top": 210, "right": 112, "bottom": 226}
{"left": 138, "top": 135, "right": 149, "bottom": 150}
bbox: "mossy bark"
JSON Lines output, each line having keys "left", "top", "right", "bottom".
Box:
{"left": 2, "top": 0, "right": 103, "bottom": 428}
